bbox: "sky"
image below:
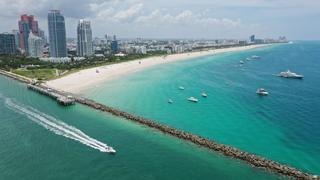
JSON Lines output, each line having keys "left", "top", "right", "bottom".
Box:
{"left": 0, "top": 0, "right": 319, "bottom": 40}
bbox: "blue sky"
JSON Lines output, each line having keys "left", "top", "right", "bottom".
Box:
{"left": 0, "top": 0, "right": 319, "bottom": 40}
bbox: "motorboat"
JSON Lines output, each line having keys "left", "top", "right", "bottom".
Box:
{"left": 256, "top": 88, "right": 269, "bottom": 96}
{"left": 240, "top": 60, "right": 245, "bottom": 64}
{"left": 201, "top": 92, "right": 207, "bottom": 97}
{"left": 168, "top": 99, "right": 173, "bottom": 104}
{"left": 106, "top": 147, "right": 116, "bottom": 154}
{"left": 188, "top": 97, "right": 198, "bottom": 102}
{"left": 278, "top": 70, "right": 303, "bottom": 79}
{"left": 251, "top": 55, "right": 261, "bottom": 59}
{"left": 179, "top": 86, "right": 185, "bottom": 90}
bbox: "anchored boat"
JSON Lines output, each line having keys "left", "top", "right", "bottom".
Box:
{"left": 256, "top": 88, "right": 269, "bottom": 96}
{"left": 188, "top": 97, "right": 198, "bottom": 102}
{"left": 278, "top": 70, "right": 303, "bottom": 79}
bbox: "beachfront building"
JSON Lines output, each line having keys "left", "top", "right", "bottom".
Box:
{"left": 77, "top": 19, "right": 93, "bottom": 57}
{"left": 12, "top": 30, "right": 20, "bottom": 49}
{"left": 48, "top": 10, "right": 67, "bottom": 57}
{"left": 250, "top": 35, "right": 255, "bottom": 43}
{"left": 0, "top": 33, "right": 17, "bottom": 55}
{"left": 18, "top": 14, "right": 39, "bottom": 53}
{"left": 28, "top": 33, "right": 43, "bottom": 57}
{"left": 111, "top": 35, "right": 118, "bottom": 54}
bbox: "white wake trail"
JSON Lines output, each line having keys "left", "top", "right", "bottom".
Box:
{"left": 5, "top": 98, "right": 116, "bottom": 153}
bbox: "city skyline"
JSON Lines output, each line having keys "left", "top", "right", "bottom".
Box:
{"left": 0, "top": 0, "right": 319, "bottom": 40}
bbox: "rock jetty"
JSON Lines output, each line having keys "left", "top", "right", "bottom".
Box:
{"left": 75, "top": 96, "right": 319, "bottom": 180}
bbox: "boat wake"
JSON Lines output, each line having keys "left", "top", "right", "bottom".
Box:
{"left": 4, "top": 98, "right": 116, "bottom": 154}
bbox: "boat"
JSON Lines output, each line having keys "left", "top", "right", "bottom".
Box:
{"left": 256, "top": 88, "right": 269, "bottom": 96}
{"left": 240, "top": 60, "right": 244, "bottom": 64}
{"left": 179, "top": 86, "right": 185, "bottom": 90}
{"left": 201, "top": 92, "right": 207, "bottom": 97}
{"left": 278, "top": 70, "right": 303, "bottom": 79}
{"left": 251, "top": 55, "right": 261, "bottom": 59}
{"left": 168, "top": 99, "right": 173, "bottom": 104}
{"left": 187, "top": 97, "right": 198, "bottom": 102}
{"left": 105, "top": 147, "right": 116, "bottom": 154}
{"left": 246, "top": 57, "right": 251, "bottom": 61}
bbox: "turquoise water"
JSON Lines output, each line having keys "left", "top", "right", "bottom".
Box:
{"left": 86, "top": 42, "right": 320, "bottom": 175}
{"left": 0, "top": 76, "right": 282, "bottom": 179}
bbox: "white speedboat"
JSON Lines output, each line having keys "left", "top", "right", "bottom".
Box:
{"left": 278, "top": 70, "right": 303, "bottom": 79}
{"left": 201, "top": 92, "right": 207, "bottom": 97}
{"left": 105, "top": 147, "right": 116, "bottom": 154}
{"left": 256, "top": 88, "right": 269, "bottom": 96}
{"left": 179, "top": 86, "right": 185, "bottom": 90}
{"left": 168, "top": 99, "right": 173, "bottom": 104}
{"left": 188, "top": 97, "right": 198, "bottom": 102}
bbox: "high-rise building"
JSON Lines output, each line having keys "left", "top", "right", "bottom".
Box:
{"left": 77, "top": 19, "right": 93, "bottom": 57}
{"left": 28, "top": 33, "right": 43, "bottom": 57}
{"left": 48, "top": 10, "right": 67, "bottom": 57}
{"left": 0, "top": 33, "right": 17, "bottom": 55}
{"left": 111, "top": 35, "right": 118, "bottom": 53}
{"left": 250, "top": 35, "right": 255, "bottom": 43}
{"left": 38, "top": 29, "right": 47, "bottom": 44}
{"left": 12, "top": 30, "right": 20, "bottom": 49}
{"left": 18, "top": 14, "right": 39, "bottom": 53}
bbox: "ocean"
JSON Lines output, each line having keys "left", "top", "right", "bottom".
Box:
{"left": 84, "top": 41, "right": 320, "bottom": 175}
{"left": 0, "top": 41, "right": 319, "bottom": 179}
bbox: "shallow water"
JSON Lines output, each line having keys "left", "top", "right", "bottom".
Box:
{"left": 86, "top": 41, "right": 320, "bottom": 175}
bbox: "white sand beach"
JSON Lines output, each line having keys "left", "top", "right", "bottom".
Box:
{"left": 45, "top": 44, "right": 271, "bottom": 93}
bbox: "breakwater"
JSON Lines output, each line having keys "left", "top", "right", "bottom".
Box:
{"left": 75, "top": 96, "right": 319, "bottom": 180}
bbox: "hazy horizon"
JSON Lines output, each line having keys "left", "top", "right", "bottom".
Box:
{"left": 0, "top": 0, "right": 319, "bottom": 40}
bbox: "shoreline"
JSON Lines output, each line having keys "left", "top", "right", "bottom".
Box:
{"left": 45, "top": 44, "right": 272, "bottom": 93}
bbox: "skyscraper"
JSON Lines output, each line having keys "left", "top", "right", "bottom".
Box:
{"left": 250, "top": 35, "right": 255, "bottom": 43}
{"left": 111, "top": 35, "right": 118, "bottom": 54}
{"left": 0, "top": 33, "right": 17, "bottom": 55}
{"left": 12, "top": 30, "right": 20, "bottom": 49}
{"left": 28, "top": 33, "right": 43, "bottom": 58}
{"left": 77, "top": 19, "right": 93, "bottom": 57}
{"left": 18, "top": 14, "right": 39, "bottom": 53}
{"left": 48, "top": 10, "right": 67, "bottom": 57}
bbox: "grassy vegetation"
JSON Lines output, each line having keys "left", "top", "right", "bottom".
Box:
{"left": 12, "top": 68, "right": 61, "bottom": 80}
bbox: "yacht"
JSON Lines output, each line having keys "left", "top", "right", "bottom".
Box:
{"left": 188, "top": 97, "right": 198, "bottom": 102}
{"left": 168, "top": 99, "right": 173, "bottom": 104}
{"left": 278, "top": 70, "right": 303, "bottom": 79}
{"left": 251, "top": 55, "right": 261, "bottom": 59}
{"left": 179, "top": 86, "right": 185, "bottom": 90}
{"left": 256, "top": 88, "right": 269, "bottom": 96}
{"left": 201, "top": 92, "right": 207, "bottom": 97}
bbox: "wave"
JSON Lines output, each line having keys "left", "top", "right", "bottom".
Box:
{"left": 4, "top": 98, "right": 116, "bottom": 154}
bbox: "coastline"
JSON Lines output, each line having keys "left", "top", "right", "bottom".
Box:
{"left": 45, "top": 44, "right": 271, "bottom": 93}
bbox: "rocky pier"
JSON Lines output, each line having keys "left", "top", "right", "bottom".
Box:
{"left": 75, "top": 96, "right": 319, "bottom": 180}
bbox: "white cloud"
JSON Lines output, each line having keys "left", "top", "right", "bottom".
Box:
{"left": 134, "top": 9, "right": 241, "bottom": 28}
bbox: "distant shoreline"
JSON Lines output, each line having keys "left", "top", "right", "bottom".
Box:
{"left": 45, "top": 44, "right": 272, "bottom": 93}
